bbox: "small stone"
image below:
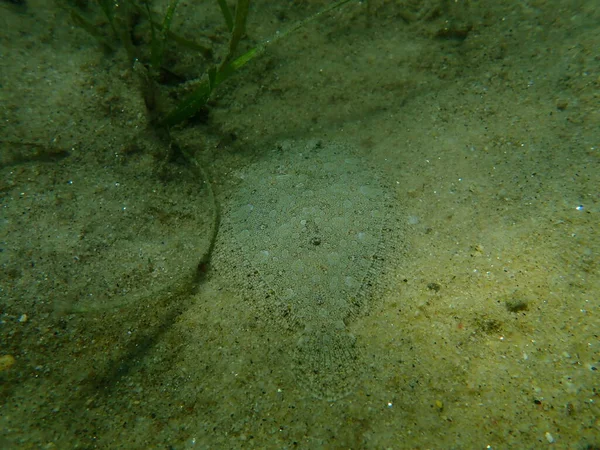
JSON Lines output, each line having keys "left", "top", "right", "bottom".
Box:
{"left": 505, "top": 298, "right": 529, "bottom": 312}
{"left": 0, "top": 355, "right": 16, "bottom": 372}
{"left": 556, "top": 99, "right": 568, "bottom": 111}
{"left": 427, "top": 282, "right": 441, "bottom": 292}
{"left": 471, "top": 244, "right": 484, "bottom": 256}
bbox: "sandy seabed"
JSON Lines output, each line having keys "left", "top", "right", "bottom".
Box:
{"left": 1, "top": 0, "right": 598, "bottom": 448}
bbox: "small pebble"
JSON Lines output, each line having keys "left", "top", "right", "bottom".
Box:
{"left": 0, "top": 355, "right": 16, "bottom": 372}
{"left": 505, "top": 298, "right": 528, "bottom": 312}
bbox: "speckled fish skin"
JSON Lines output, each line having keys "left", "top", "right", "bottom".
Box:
{"left": 217, "top": 140, "right": 387, "bottom": 399}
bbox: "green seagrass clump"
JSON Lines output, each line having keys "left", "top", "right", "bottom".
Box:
{"left": 69, "top": 0, "right": 354, "bottom": 129}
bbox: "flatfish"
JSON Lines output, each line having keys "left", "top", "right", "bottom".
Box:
{"left": 212, "top": 140, "right": 388, "bottom": 399}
